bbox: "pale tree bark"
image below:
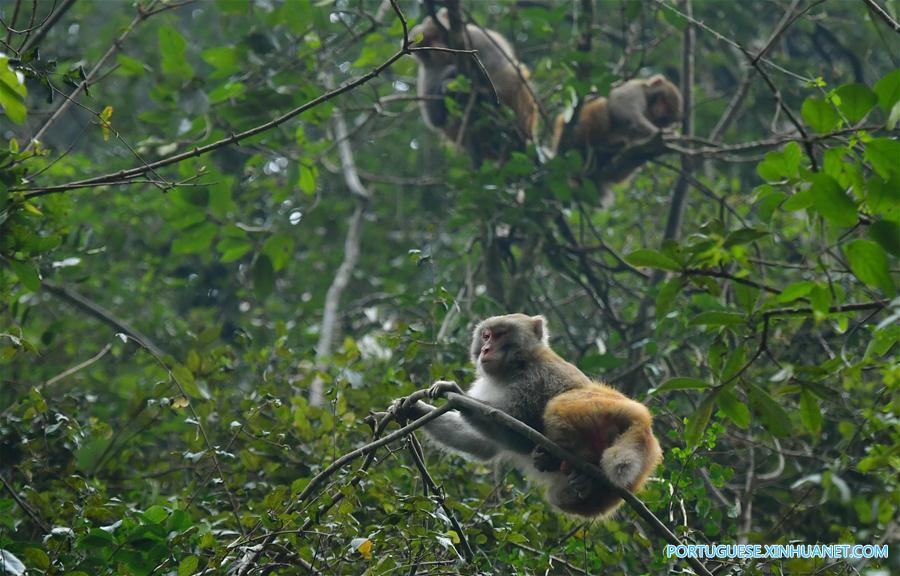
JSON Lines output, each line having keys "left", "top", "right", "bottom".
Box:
{"left": 309, "top": 98, "right": 371, "bottom": 407}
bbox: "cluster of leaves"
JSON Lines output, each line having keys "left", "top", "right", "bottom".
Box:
{"left": 1, "top": 1, "right": 898, "bottom": 575}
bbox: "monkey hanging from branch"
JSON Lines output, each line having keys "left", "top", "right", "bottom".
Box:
{"left": 395, "top": 313, "right": 662, "bottom": 518}
{"left": 408, "top": 8, "right": 539, "bottom": 164}
{"left": 552, "top": 74, "right": 684, "bottom": 206}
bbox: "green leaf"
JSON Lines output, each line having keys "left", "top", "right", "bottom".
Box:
{"left": 171, "top": 222, "right": 217, "bottom": 254}
{"left": 217, "top": 237, "right": 253, "bottom": 263}
{"left": 776, "top": 281, "right": 815, "bottom": 303}
{"left": 801, "top": 96, "right": 839, "bottom": 132}
{"left": 756, "top": 142, "right": 802, "bottom": 181}
{"left": 690, "top": 310, "right": 745, "bottom": 327}
{"left": 717, "top": 390, "right": 751, "bottom": 429}
{"left": 208, "top": 81, "right": 246, "bottom": 104}
{"left": 159, "top": 26, "right": 193, "bottom": 81}
{"left": 723, "top": 228, "right": 769, "bottom": 248}
{"left": 656, "top": 377, "right": 709, "bottom": 392}
{"left": 867, "top": 175, "right": 899, "bottom": 221}
{"left": 143, "top": 505, "right": 169, "bottom": 524}
{"left": 253, "top": 255, "right": 275, "bottom": 299}
{"left": 685, "top": 392, "right": 717, "bottom": 448}
{"left": 23, "top": 548, "right": 49, "bottom": 570}
{"left": 178, "top": 555, "right": 200, "bottom": 576}
{"left": 299, "top": 164, "right": 317, "bottom": 195}
{"left": 799, "top": 390, "right": 822, "bottom": 434}
{"left": 844, "top": 239, "right": 896, "bottom": 296}
{"left": 262, "top": 233, "right": 295, "bottom": 272}
{"left": 7, "top": 259, "right": 41, "bottom": 291}
{"left": 873, "top": 68, "right": 900, "bottom": 112}
{"left": 749, "top": 384, "right": 792, "bottom": 437}
{"left": 202, "top": 46, "right": 241, "bottom": 77}
{"left": 869, "top": 220, "right": 900, "bottom": 256}
{"left": 864, "top": 138, "right": 900, "bottom": 179}
{"left": 655, "top": 278, "right": 684, "bottom": 320}
{"left": 0, "top": 56, "right": 27, "bottom": 124}
{"left": 809, "top": 173, "right": 858, "bottom": 227}
{"left": 116, "top": 53, "right": 146, "bottom": 77}
{"left": 623, "top": 249, "right": 681, "bottom": 271}
{"left": 782, "top": 187, "right": 815, "bottom": 211}
{"left": 834, "top": 83, "right": 877, "bottom": 124}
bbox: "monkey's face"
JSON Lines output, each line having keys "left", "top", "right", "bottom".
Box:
{"left": 471, "top": 314, "right": 547, "bottom": 376}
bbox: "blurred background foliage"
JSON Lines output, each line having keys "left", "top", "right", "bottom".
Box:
{"left": 0, "top": 0, "right": 898, "bottom": 574}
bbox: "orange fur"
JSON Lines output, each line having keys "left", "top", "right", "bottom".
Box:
{"left": 541, "top": 382, "right": 662, "bottom": 518}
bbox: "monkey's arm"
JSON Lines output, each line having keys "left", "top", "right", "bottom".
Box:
{"left": 403, "top": 400, "right": 502, "bottom": 461}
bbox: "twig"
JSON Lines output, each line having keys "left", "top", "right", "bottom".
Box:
{"left": 0, "top": 474, "right": 49, "bottom": 532}
{"left": 862, "top": 0, "right": 900, "bottom": 32}
{"left": 41, "top": 281, "right": 163, "bottom": 357}
{"left": 27, "top": 0, "right": 169, "bottom": 150}
{"left": 407, "top": 434, "right": 474, "bottom": 560}
{"left": 763, "top": 300, "right": 888, "bottom": 318}
{"left": 42, "top": 342, "right": 112, "bottom": 388}
{"left": 18, "top": 0, "right": 74, "bottom": 55}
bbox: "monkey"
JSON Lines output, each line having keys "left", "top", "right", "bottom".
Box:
{"left": 396, "top": 313, "right": 661, "bottom": 518}
{"left": 551, "top": 74, "right": 683, "bottom": 199}
{"left": 408, "top": 9, "right": 538, "bottom": 162}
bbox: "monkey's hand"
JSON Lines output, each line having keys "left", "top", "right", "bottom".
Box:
{"left": 532, "top": 445, "right": 562, "bottom": 472}
{"left": 388, "top": 396, "right": 430, "bottom": 423}
{"left": 427, "top": 380, "right": 464, "bottom": 399}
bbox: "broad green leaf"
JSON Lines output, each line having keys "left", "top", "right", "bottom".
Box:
{"left": 262, "top": 233, "right": 295, "bottom": 271}
{"left": 623, "top": 249, "right": 681, "bottom": 271}
{"left": 159, "top": 26, "right": 193, "bottom": 81}
{"left": 202, "top": 46, "right": 241, "bottom": 77}
{"left": 809, "top": 284, "right": 832, "bottom": 317}
{"left": 864, "top": 138, "right": 900, "bottom": 179}
{"left": 834, "top": 83, "right": 877, "bottom": 124}
{"left": 723, "top": 228, "right": 769, "bottom": 248}
{"left": 844, "top": 239, "right": 895, "bottom": 296}
{"left": 869, "top": 220, "right": 900, "bottom": 256}
{"left": 299, "top": 164, "right": 317, "bottom": 195}
{"left": 776, "top": 281, "right": 815, "bottom": 303}
{"left": 801, "top": 96, "right": 839, "bottom": 132}
{"left": 867, "top": 175, "right": 899, "bottom": 221}
{"left": 217, "top": 237, "right": 253, "bottom": 262}
{"left": 178, "top": 556, "right": 200, "bottom": 576}
{"left": 208, "top": 81, "right": 246, "bottom": 104}
{"left": 799, "top": 390, "right": 822, "bottom": 434}
{"left": 690, "top": 310, "right": 745, "bottom": 327}
{"left": 717, "top": 390, "right": 751, "bottom": 428}
{"left": 782, "top": 186, "right": 814, "bottom": 211}
{"left": 116, "top": 53, "right": 145, "bottom": 76}
{"left": 749, "top": 384, "right": 792, "bottom": 437}
{"left": 809, "top": 173, "right": 857, "bottom": 227}
{"left": 656, "top": 377, "right": 709, "bottom": 392}
{"left": 143, "top": 505, "right": 168, "bottom": 524}
{"left": 756, "top": 142, "right": 802, "bottom": 181}
{"left": 23, "top": 548, "right": 49, "bottom": 570}
{"left": 873, "top": 68, "right": 900, "bottom": 112}
{"left": 0, "top": 56, "right": 27, "bottom": 124}
{"left": 7, "top": 260, "right": 40, "bottom": 291}
{"left": 171, "top": 222, "right": 217, "bottom": 254}
{"left": 655, "top": 278, "right": 684, "bottom": 320}
{"left": 685, "top": 392, "right": 717, "bottom": 448}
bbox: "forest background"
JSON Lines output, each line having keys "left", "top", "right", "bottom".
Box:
{"left": 0, "top": 0, "right": 898, "bottom": 574}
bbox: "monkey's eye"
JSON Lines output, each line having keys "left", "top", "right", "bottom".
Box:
{"left": 482, "top": 329, "right": 491, "bottom": 342}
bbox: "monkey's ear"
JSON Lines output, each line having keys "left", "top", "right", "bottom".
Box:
{"left": 531, "top": 315, "right": 549, "bottom": 344}
{"left": 648, "top": 75, "right": 665, "bottom": 86}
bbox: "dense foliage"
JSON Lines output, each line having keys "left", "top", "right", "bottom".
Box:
{"left": 1, "top": 1, "right": 898, "bottom": 574}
